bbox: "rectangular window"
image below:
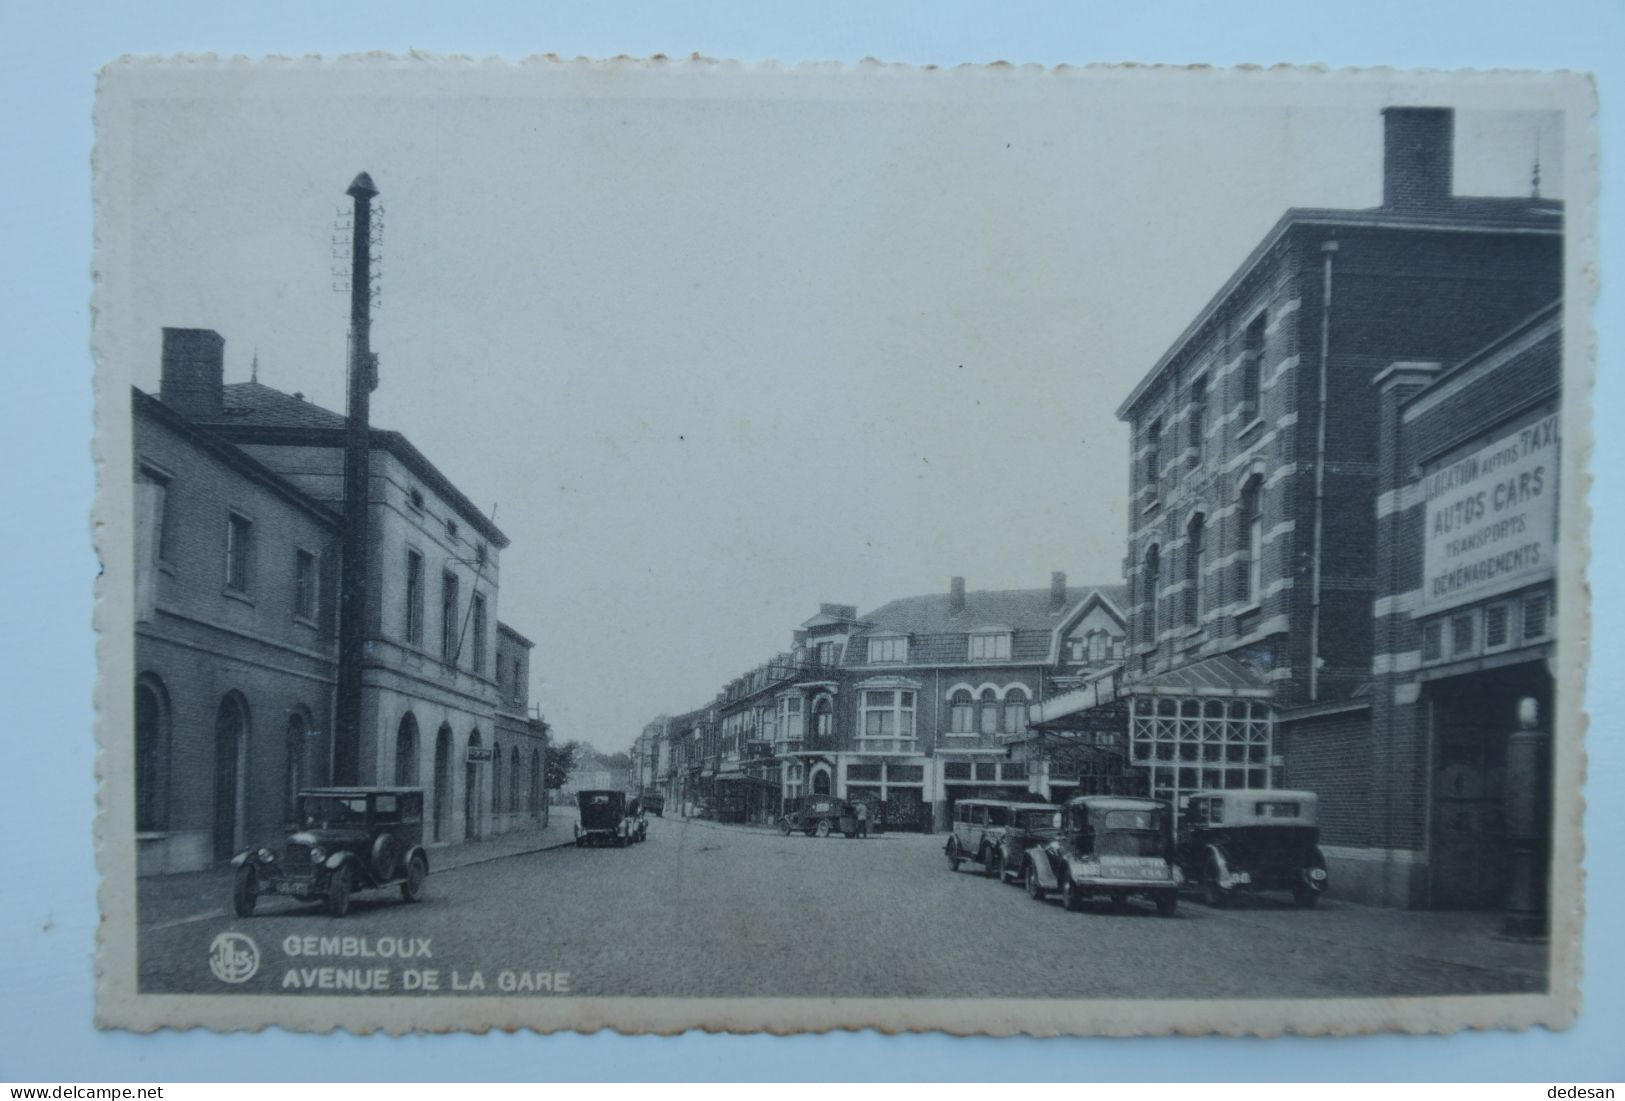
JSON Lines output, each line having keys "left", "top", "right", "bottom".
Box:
{"left": 138, "top": 464, "right": 174, "bottom": 564}
{"left": 471, "top": 593, "right": 487, "bottom": 674}
{"left": 1523, "top": 591, "right": 1552, "bottom": 641}
{"left": 860, "top": 689, "right": 915, "bottom": 742}
{"left": 1484, "top": 602, "right": 1512, "bottom": 650}
{"left": 887, "top": 764, "right": 924, "bottom": 783}
{"left": 968, "top": 633, "right": 1011, "bottom": 661}
{"left": 511, "top": 657, "right": 524, "bottom": 703}
{"left": 943, "top": 761, "right": 972, "bottom": 781}
{"left": 1188, "top": 373, "right": 1208, "bottom": 466}
{"left": 867, "top": 637, "right": 907, "bottom": 663}
{"left": 1145, "top": 418, "right": 1163, "bottom": 490}
{"left": 1003, "top": 695, "right": 1028, "bottom": 733}
{"left": 293, "top": 549, "right": 318, "bottom": 621}
{"left": 405, "top": 551, "right": 424, "bottom": 645}
{"left": 974, "top": 762, "right": 997, "bottom": 782}
{"left": 1242, "top": 314, "right": 1266, "bottom": 417}
{"left": 225, "top": 512, "right": 253, "bottom": 593}
{"left": 1421, "top": 620, "right": 1445, "bottom": 663}
{"left": 441, "top": 570, "right": 460, "bottom": 666}
{"left": 815, "top": 640, "right": 835, "bottom": 667}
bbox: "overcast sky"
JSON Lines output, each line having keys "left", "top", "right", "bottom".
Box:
{"left": 109, "top": 63, "right": 1567, "bottom": 753}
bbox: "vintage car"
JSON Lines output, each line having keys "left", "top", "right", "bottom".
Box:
{"left": 1021, "top": 795, "right": 1181, "bottom": 916}
{"left": 991, "top": 803, "right": 1065, "bottom": 884}
{"left": 776, "top": 796, "right": 859, "bottom": 838}
{"left": 945, "top": 799, "right": 1060, "bottom": 879}
{"left": 575, "top": 789, "right": 637, "bottom": 846}
{"left": 231, "top": 787, "right": 429, "bottom": 918}
{"left": 642, "top": 792, "right": 666, "bottom": 817}
{"left": 1176, "top": 789, "right": 1329, "bottom": 908}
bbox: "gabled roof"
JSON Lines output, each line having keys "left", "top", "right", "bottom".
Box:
{"left": 219, "top": 382, "right": 347, "bottom": 429}
{"left": 855, "top": 585, "right": 1128, "bottom": 637}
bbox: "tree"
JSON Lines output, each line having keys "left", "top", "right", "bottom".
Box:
{"left": 544, "top": 739, "right": 579, "bottom": 791}
{"left": 602, "top": 751, "right": 632, "bottom": 772}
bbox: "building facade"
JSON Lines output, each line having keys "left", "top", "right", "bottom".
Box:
{"left": 136, "top": 326, "right": 544, "bottom": 870}
{"left": 1048, "top": 106, "right": 1563, "bottom": 908}
{"left": 134, "top": 364, "right": 342, "bottom": 875}
{"left": 647, "top": 575, "right": 1128, "bottom": 832}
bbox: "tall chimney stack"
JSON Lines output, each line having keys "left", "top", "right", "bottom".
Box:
{"left": 158, "top": 328, "right": 225, "bottom": 419}
{"left": 1051, "top": 571, "right": 1068, "bottom": 610}
{"left": 950, "top": 576, "right": 966, "bottom": 614}
{"left": 1382, "top": 107, "right": 1454, "bottom": 210}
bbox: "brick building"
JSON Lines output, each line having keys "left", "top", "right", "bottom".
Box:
{"left": 647, "top": 574, "right": 1127, "bottom": 831}
{"left": 1368, "top": 302, "right": 1561, "bottom": 909}
{"left": 1052, "top": 106, "right": 1562, "bottom": 906}
{"left": 134, "top": 326, "right": 545, "bottom": 870}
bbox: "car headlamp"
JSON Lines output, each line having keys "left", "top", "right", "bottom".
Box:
{"left": 256, "top": 848, "right": 275, "bottom": 864}
{"left": 309, "top": 846, "right": 327, "bottom": 865}
{"left": 1310, "top": 868, "right": 1328, "bottom": 880}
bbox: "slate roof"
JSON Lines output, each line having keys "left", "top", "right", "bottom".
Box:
{"left": 845, "top": 584, "right": 1129, "bottom": 668}
{"left": 217, "top": 382, "right": 348, "bottom": 430}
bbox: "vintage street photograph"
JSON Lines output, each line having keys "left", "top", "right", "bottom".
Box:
{"left": 92, "top": 60, "right": 1593, "bottom": 1035}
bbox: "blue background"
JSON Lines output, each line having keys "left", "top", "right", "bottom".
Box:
{"left": 1, "top": 0, "right": 1620, "bottom": 1082}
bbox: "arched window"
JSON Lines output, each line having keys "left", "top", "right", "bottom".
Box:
{"left": 492, "top": 741, "right": 503, "bottom": 815}
{"left": 134, "top": 676, "right": 168, "bottom": 832}
{"left": 948, "top": 689, "right": 974, "bottom": 733}
{"left": 433, "top": 724, "right": 453, "bottom": 842}
{"left": 978, "top": 688, "right": 1000, "bottom": 736}
{"left": 212, "top": 692, "right": 250, "bottom": 863}
{"left": 395, "top": 712, "right": 420, "bottom": 787}
{"left": 1184, "top": 513, "right": 1205, "bottom": 626}
{"left": 510, "top": 746, "right": 521, "bottom": 814}
{"left": 465, "top": 729, "right": 482, "bottom": 841}
{"left": 1003, "top": 686, "right": 1030, "bottom": 734}
{"left": 1239, "top": 475, "right": 1264, "bottom": 604}
{"left": 285, "top": 710, "right": 310, "bottom": 823}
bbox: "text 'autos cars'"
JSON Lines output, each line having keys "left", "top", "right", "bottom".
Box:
{"left": 231, "top": 787, "right": 429, "bottom": 918}
{"left": 1019, "top": 796, "right": 1182, "bottom": 916}
{"left": 1176, "top": 789, "right": 1329, "bottom": 908}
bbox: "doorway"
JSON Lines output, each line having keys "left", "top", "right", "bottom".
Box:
{"left": 464, "top": 730, "right": 482, "bottom": 841}
{"left": 433, "top": 725, "right": 452, "bottom": 842}
{"left": 212, "top": 694, "right": 248, "bottom": 863}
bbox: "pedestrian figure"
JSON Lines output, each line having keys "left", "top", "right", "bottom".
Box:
{"left": 855, "top": 800, "right": 869, "bottom": 839}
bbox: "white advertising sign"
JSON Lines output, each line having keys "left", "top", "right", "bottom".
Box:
{"left": 1419, "top": 412, "right": 1559, "bottom": 614}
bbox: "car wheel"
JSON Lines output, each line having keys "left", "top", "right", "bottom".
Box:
{"left": 232, "top": 864, "right": 258, "bottom": 918}
{"left": 946, "top": 839, "right": 963, "bottom": 872}
{"left": 1155, "top": 891, "right": 1179, "bottom": 917}
{"left": 1024, "top": 862, "right": 1046, "bottom": 900}
{"left": 1293, "top": 885, "right": 1321, "bottom": 909}
{"left": 816, "top": 819, "right": 832, "bottom": 839}
{"left": 1061, "top": 873, "right": 1082, "bottom": 912}
{"left": 399, "top": 854, "right": 428, "bottom": 903}
{"left": 326, "top": 863, "right": 353, "bottom": 918}
{"left": 778, "top": 819, "right": 791, "bottom": 836}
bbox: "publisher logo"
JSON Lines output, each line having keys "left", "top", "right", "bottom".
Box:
{"left": 209, "top": 931, "right": 261, "bottom": 984}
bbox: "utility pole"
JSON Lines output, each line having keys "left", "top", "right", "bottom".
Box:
{"left": 334, "top": 171, "right": 379, "bottom": 785}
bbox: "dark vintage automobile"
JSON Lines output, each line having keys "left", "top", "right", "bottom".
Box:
{"left": 777, "top": 796, "right": 859, "bottom": 838}
{"left": 231, "top": 787, "right": 429, "bottom": 918}
{"left": 992, "top": 803, "right": 1064, "bottom": 884}
{"left": 641, "top": 791, "right": 666, "bottom": 817}
{"left": 1021, "top": 796, "right": 1181, "bottom": 916}
{"left": 945, "top": 799, "right": 1060, "bottom": 879}
{"left": 1176, "top": 789, "right": 1329, "bottom": 908}
{"left": 574, "top": 789, "right": 637, "bottom": 846}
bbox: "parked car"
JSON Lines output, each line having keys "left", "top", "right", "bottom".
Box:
{"left": 1176, "top": 789, "right": 1329, "bottom": 908}
{"left": 1021, "top": 796, "right": 1180, "bottom": 916}
{"left": 575, "top": 789, "right": 636, "bottom": 847}
{"left": 777, "top": 796, "right": 859, "bottom": 838}
{"left": 945, "top": 799, "right": 1059, "bottom": 878}
{"left": 991, "top": 803, "right": 1065, "bottom": 884}
{"left": 642, "top": 792, "right": 666, "bottom": 817}
{"left": 231, "top": 787, "right": 428, "bottom": 918}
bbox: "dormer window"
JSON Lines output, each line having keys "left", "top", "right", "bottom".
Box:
{"left": 1087, "top": 630, "right": 1109, "bottom": 663}
{"left": 867, "top": 636, "right": 907, "bottom": 663}
{"left": 968, "top": 632, "right": 1011, "bottom": 661}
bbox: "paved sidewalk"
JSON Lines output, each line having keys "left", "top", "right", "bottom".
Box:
{"left": 676, "top": 813, "right": 922, "bottom": 839}
{"left": 137, "top": 806, "right": 579, "bottom": 930}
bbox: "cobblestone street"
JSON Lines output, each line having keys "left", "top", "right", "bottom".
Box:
{"left": 137, "top": 815, "right": 1548, "bottom": 999}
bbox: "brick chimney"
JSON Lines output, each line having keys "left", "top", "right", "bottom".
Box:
{"left": 950, "top": 576, "right": 966, "bottom": 614}
{"left": 1051, "top": 571, "right": 1068, "bottom": 610}
{"left": 159, "top": 327, "right": 225, "bottom": 420}
{"left": 1382, "top": 107, "right": 1454, "bottom": 210}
